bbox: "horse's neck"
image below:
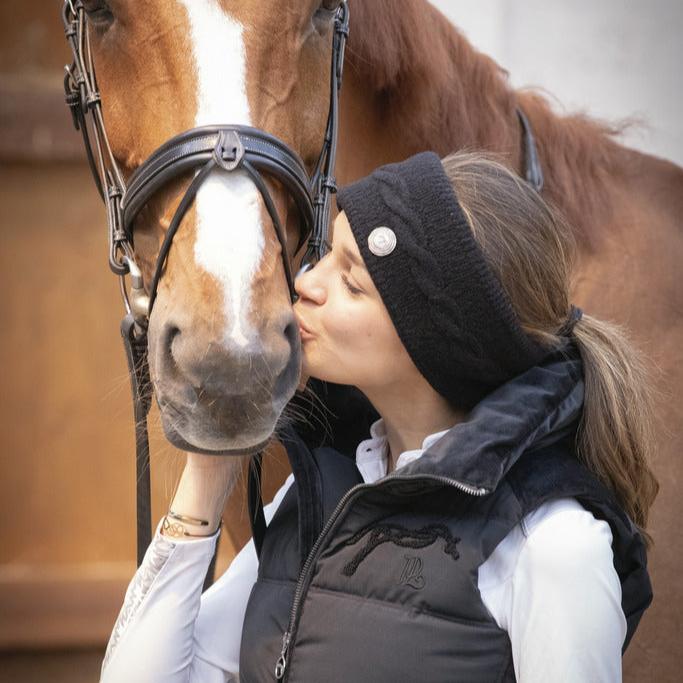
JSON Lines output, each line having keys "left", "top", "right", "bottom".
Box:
{"left": 339, "top": 0, "right": 624, "bottom": 251}
{"left": 339, "top": 0, "right": 522, "bottom": 177}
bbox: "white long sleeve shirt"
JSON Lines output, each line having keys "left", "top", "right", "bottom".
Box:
{"left": 101, "top": 418, "right": 626, "bottom": 682}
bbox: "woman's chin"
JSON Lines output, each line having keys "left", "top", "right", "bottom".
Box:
{"left": 300, "top": 347, "right": 352, "bottom": 387}
{"left": 300, "top": 343, "right": 317, "bottom": 370}
{"left": 301, "top": 355, "right": 330, "bottom": 386}
{"left": 297, "top": 370, "right": 311, "bottom": 391}
{"left": 300, "top": 356, "right": 317, "bottom": 382}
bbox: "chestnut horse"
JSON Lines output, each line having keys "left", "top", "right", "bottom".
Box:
{"left": 74, "top": 0, "right": 681, "bottom": 679}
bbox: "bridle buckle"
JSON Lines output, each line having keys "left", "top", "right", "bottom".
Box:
{"left": 214, "top": 130, "right": 245, "bottom": 171}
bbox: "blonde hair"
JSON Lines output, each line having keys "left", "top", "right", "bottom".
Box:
{"left": 442, "top": 152, "right": 659, "bottom": 542}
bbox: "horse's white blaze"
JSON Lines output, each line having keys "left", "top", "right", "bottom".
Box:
{"left": 179, "top": 0, "right": 262, "bottom": 348}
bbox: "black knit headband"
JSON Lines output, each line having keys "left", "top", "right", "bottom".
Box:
{"left": 336, "top": 151, "right": 558, "bottom": 410}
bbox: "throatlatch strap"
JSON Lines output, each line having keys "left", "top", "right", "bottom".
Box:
{"left": 248, "top": 453, "right": 267, "bottom": 559}
{"left": 120, "top": 314, "right": 153, "bottom": 567}
{"left": 517, "top": 107, "right": 544, "bottom": 192}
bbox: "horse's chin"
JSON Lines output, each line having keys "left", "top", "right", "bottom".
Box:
{"left": 163, "top": 423, "right": 271, "bottom": 456}
{"left": 158, "top": 401, "right": 277, "bottom": 456}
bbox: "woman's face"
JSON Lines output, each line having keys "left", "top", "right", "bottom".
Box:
{"left": 293, "top": 212, "right": 416, "bottom": 391}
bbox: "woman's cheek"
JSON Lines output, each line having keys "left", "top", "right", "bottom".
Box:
{"left": 329, "top": 308, "right": 363, "bottom": 343}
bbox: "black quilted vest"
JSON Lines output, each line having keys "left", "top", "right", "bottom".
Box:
{"left": 239, "top": 347, "right": 652, "bottom": 682}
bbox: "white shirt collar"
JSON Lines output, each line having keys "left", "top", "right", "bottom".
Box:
{"left": 355, "top": 417, "right": 452, "bottom": 484}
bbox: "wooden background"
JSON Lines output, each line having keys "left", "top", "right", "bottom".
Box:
{"left": 0, "top": 3, "right": 289, "bottom": 652}
{"left": 2, "top": 5, "right": 680, "bottom": 682}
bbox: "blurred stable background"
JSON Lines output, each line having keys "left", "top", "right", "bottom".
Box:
{"left": 0, "top": 2, "right": 681, "bottom": 682}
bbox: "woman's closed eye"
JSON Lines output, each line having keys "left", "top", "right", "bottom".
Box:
{"left": 341, "top": 273, "right": 363, "bottom": 295}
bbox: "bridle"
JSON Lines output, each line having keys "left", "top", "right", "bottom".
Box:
{"left": 63, "top": 0, "right": 348, "bottom": 312}
{"left": 62, "top": 0, "right": 350, "bottom": 572}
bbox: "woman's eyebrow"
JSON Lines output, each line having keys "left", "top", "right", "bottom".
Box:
{"left": 341, "top": 245, "right": 367, "bottom": 270}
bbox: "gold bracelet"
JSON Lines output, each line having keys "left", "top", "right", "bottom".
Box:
{"left": 161, "top": 515, "right": 218, "bottom": 538}
{"left": 168, "top": 510, "right": 210, "bottom": 527}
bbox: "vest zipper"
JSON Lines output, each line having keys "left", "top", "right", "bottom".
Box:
{"left": 274, "top": 630, "right": 291, "bottom": 680}
{"left": 274, "top": 473, "right": 488, "bottom": 680}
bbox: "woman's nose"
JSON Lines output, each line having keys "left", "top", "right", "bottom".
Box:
{"left": 294, "top": 263, "right": 327, "bottom": 304}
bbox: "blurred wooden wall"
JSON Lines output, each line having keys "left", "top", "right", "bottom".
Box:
{"left": 0, "top": 3, "right": 289, "bottom": 650}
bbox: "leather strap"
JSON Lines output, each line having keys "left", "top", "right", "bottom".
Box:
{"left": 120, "top": 315, "right": 152, "bottom": 566}
{"left": 247, "top": 436, "right": 325, "bottom": 569}
{"left": 120, "top": 315, "right": 220, "bottom": 587}
{"left": 123, "top": 125, "right": 314, "bottom": 246}
{"left": 299, "top": 3, "right": 349, "bottom": 273}
{"left": 517, "top": 107, "right": 544, "bottom": 192}
{"left": 248, "top": 453, "right": 267, "bottom": 560}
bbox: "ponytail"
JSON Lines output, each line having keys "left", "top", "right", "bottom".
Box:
{"left": 571, "top": 314, "right": 659, "bottom": 541}
{"left": 442, "top": 151, "right": 659, "bottom": 543}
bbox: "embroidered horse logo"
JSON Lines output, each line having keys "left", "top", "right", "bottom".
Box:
{"left": 398, "top": 555, "right": 426, "bottom": 589}
{"left": 341, "top": 523, "right": 461, "bottom": 579}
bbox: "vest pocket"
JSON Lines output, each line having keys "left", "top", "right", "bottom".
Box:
{"left": 288, "top": 587, "right": 513, "bottom": 682}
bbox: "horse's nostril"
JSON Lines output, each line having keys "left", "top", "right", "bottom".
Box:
{"left": 157, "top": 315, "right": 300, "bottom": 401}
{"left": 165, "top": 325, "right": 181, "bottom": 360}
{"left": 283, "top": 317, "right": 299, "bottom": 350}
{"left": 273, "top": 316, "right": 301, "bottom": 401}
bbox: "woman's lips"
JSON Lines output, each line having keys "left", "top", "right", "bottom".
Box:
{"left": 296, "top": 315, "right": 316, "bottom": 340}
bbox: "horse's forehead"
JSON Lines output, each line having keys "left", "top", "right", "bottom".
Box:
{"left": 135, "top": 0, "right": 308, "bottom": 348}
{"left": 174, "top": 0, "right": 266, "bottom": 348}
{"left": 173, "top": 0, "right": 307, "bottom": 31}
{"left": 173, "top": 0, "right": 304, "bottom": 118}
{"left": 176, "top": 0, "right": 250, "bottom": 126}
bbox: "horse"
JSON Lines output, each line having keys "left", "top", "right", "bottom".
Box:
{"left": 69, "top": 1, "right": 682, "bottom": 679}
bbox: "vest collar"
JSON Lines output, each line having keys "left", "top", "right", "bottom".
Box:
{"left": 397, "top": 342, "right": 585, "bottom": 493}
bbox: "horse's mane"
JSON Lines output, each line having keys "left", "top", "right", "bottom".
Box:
{"left": 346, "top": 0, "right": 628, "bottom": 250}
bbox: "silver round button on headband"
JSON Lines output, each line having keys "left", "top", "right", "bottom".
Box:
{"left": 368, "top": 226, "right": 397, "bottom": 256}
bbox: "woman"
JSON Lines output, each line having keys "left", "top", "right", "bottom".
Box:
{"left": 101, "top": 152, "right": 657, "bottom": 682}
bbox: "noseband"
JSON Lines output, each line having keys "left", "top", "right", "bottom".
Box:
{"left": 62, "top": 0, "right": 350, "bottom": 570}
{"left": 125, "top": 125, "right": 316, "bottom": 311}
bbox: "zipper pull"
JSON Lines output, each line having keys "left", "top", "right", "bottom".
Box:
{"left": 275, "top": 630, "right": 291, "bottom": 680}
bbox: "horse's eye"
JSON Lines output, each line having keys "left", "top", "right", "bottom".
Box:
{"left": 82, "top": 0, "right": 114, "bottom": 27}
{"left": 314, "top": 0, "right": 341, "bottom": 26}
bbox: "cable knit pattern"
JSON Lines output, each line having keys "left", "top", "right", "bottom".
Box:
{"left": 372, "top": 168, "right": 485, "bottom": 360}
{"left": 101, "top": 533, "right": 176, "bottom": 670}
{"left": 337, "top": 151, "right": 549, "bottom": 409}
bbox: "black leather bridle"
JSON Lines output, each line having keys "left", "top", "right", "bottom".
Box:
{"left": 62, "top": 0, "right": 350, "bottom": 573}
